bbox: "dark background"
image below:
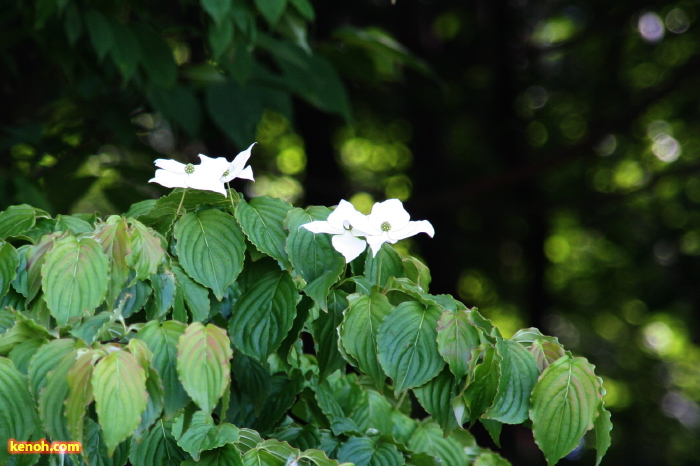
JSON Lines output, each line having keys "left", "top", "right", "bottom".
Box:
{"left": 3, "top": 0, "right": 700, "bottom": 464}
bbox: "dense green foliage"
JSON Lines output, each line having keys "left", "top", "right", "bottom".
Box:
{"left": 3, "top": 0, "right": 700, "bottom": 464}
{"left": 0, "top": 188, "right": 610, "bottom": 465}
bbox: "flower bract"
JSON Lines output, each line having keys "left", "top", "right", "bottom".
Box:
{"left": 221, "top": 143, "right": 256, "bottom": 183}
{"left": 149, "top": 143, "right": 257, "bottom": 197}
{"left": 302, "top": 200, "right": 368, "bottom": 262}
{"left": 354, "top": 198, "right": 435, "bottom": 256}
{"left": 149, "top": 158, "right": 227, "bottom": 196}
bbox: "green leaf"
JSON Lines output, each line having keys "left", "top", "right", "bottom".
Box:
{"left": 184, "top": 443, "right": 245, "bottom": 466}
{"left": 172, "top": 410, "right": 239, "bottom": 460}
{"left": 436, "top": 309, "right": 479, "bottom": 380}
{"left": 463, "top": 346, "right": 500, "bottom": 421}
{"left": 133, "top": 366, "right": 165, "bottom": 440}
{"left": 0, "top": 358, "right": 37, "bottom": 464}
{"left": 511, "top": 328, "right": 566, "bottom": 372}
{"left": 84, "top": 9, "right": 114, "bottom": 61}
{"left": 276, "top": 53, "right": 351, "bottom": 119}
{"left": 206, "top": 81, "right": 263, "bottom": 147}
{"left": 93, "top": 349, "right": 149, "bottom": 455}
{"left": 0, "top": 313, "right": 51, "bottom": 355}
{"left": 127, "top": 218, "right": 166, "bottom": 283}
{"left": 377, "top": 301, "right": 444, "bottom": 394}
{"left": 530, "top": 356, "right": 603, "bottom": 466}
{"left": 209, "top": 17, "right": 235, "bottom": 59}
{"left": 109, "top": 21, "right": 142, "bottom": 82}
{"left": 336, "top": 436, "right": 405, "bottom": 466}
{"left": 232, "top": 354, "right": 270, "bottom": 413}
{"left": 84, "top": 416, "right": 132, "bottom": 466}
{"left": 402, "top": 256, "right": 431, "bottom": 291}
{"left": 229, "top": 270, "right": 299, "bottom": 361}
{"left": 201, "top": 0, "right": 232, "bottom": 24}
{"left": 8, "top": 338, "right": 46, "bottom": 375}
{"left": 408, "top": 421, "right": 476, "bottom": 466}
{"left": 0, "top": 242, "right": 19, "bottom": 301}
{"left": 133, "top": 24, "right": 178, "bottom": 88}
{"left": 26, "top": 234, "right": 58, "bottom": 303}
{"left": 41, "top": 235, "right": 109, "bottom": 326}
{"left": 27, "top": 338, "right": 77, "bottom": 402}
{"left": 54, "top": 214, "right": 93, "bottom": 234}
{"left": 285, "top": 206, "right": 345, "bottom": 284}
{"left": 310, "top": 290, "right": 348, "bottom": 380}
{"left": 38, "top": 349, "right": 78, "bottom": 441}
{"left": 290, "top": 0, "right": 314, "bottom": 20}
{"left": 242, "top": 438, "right": 299, "bottom": 465}
{"left": 95, "top": 216, "right": 131, "bottom": 307}
{"left": 304, "top": 270, "right": 344, "bottom": 312}
{"left": 365, "top": 243, "right": 403, "bottom": 287}
{"left": 484, "top": 339, "right": 539, "bottom": 424}
{"left": 236, "top": 196, "right": 293, "bottom": 268}
{"left": 174, "top": 209, "right": 246, "bottom": 300}
{"left": 149, "top": 85, "right": 202, "bottom": 137}
{"left": 129, "top": 420, "right": 188, "bottom": 466}
{"left": 0, "top": 205, "right": 40, "bottom": 239}
{"left": 172, "top": 261, "right": 211, "bottom": 322}
{"left": 594, "top": 403, "right": 612, "bottom": 466}
{"left": 339, "top": 293, "right": 393, "bottom": 389}
{"left": 65, "top": 350, "right": 98, "bottom": 446}
{"left": 177, "top": 322, "right": 233, "bottom": 414}
{"left": 147, "top": 266, "right": 177, "bottom": 320}
{"left": 255, "top": 0, "right": 288, "bottom": 27}
{"left": 351, "top": 388, "right": 395, "bottom": 435}
{"left": 412, "top": 367, "right": 459, "bottom": 435}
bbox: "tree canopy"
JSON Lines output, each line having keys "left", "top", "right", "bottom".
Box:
{"left": 2, "top": 0, "right": 700, "bottom": 464}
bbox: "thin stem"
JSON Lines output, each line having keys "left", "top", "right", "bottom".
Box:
{"left": 176, "top": 189, "right": 187, "bottom": 216}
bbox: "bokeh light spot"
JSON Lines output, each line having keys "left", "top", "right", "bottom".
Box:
{"left": 638, "top": 12, "right": 665, "bottom": 43}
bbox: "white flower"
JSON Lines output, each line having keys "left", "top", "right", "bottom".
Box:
{"left": 149, "top": 156, "right": 228, "bottom": 196}
{"left": 149, "top": 143, "right": 257, "bottom": 197}
{"left": 221, "top": 143, "right": 255, "bottom": 183}
{"left": 354, "top": 198, "right": 434, "bottom": 256}
{"left": 301, "top": 200, "right": 368, "bottom": 262}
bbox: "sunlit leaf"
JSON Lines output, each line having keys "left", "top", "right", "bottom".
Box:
{"left": 41, "top": 235, "right": 109, "bottom": 326}
{"left": 93, "top": 349, "right": 148, "bottom": 455}
{"left": 94, "top": 215, "right": 131, "bottom": 307}
{"left": 127, "top": 218, "right": 166, "bottom": 283}
{"left": 530, "top": 356, "right": 602, "bottom": 466}
{"left": 177, "top": 322, "right": 233, "bottom": 414}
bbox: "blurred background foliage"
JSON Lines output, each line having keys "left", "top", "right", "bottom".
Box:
{"left": 2, "top": 0, "right": 700, "bottom": 464}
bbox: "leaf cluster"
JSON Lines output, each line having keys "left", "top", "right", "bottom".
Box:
{"left": 0, "top": 190, "right": 611, "bottom": 465}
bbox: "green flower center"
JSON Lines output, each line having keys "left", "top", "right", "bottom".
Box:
{"left": 185, "top": 163, "right": 195, "bottom": 174}
{"left": 222, "top": 169, "right": 230, "bottom": 177}
{"left": 380, "top": 221, "right": 391, "bottom": 232}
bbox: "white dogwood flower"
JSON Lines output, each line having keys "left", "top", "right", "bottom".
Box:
{"left": 149, "top": 157, "right": 226, "bottom": 195}
{"left": 355, "top": 198, "right": 434, "bottom": 256}
{"left": 221, "top": 143, "right": 255, "bottom": 183}
{"left": 302, "top": 200, "right": 368, "bottom": 262}
{"left": 149, "top": 143, "right": 257, "bottom": 197}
